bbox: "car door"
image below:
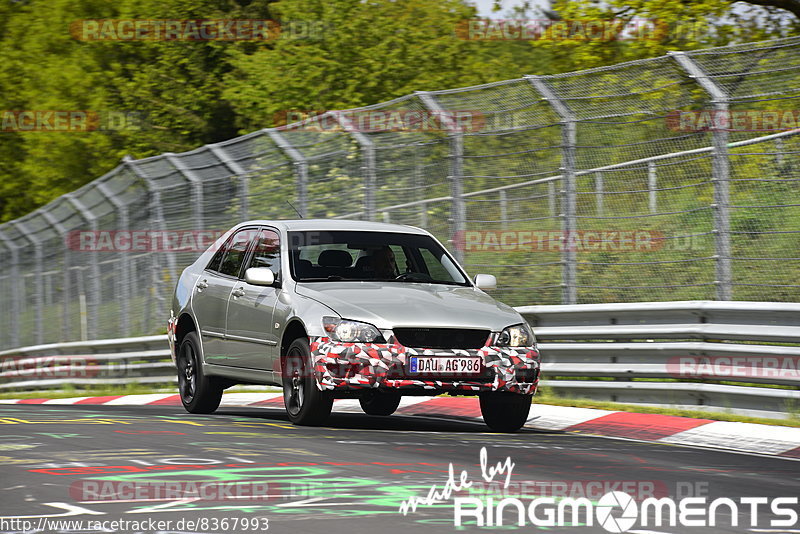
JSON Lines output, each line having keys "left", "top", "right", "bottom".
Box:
{"left": 191, "top": 227, "right": 256, "bottom": 366}
{"left": 224, "top": 227, "right": 282, "bottom": 370}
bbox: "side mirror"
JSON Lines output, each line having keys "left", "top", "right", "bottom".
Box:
{"left": 245, "top": 267, "right": 275, "bottom": 286}
{"left": 473, "top": 274, "right": 497, "bottom": 290}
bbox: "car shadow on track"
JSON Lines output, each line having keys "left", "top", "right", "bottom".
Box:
{"left": 2, "top": 402, "right": 557, "bottom": 435}
{"left": 215, "top": 406, "right": 554, "bottom": 434}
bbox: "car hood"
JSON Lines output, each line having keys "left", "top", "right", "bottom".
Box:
{"left": 293, "top": 281, "right": 523, "bottom": 331}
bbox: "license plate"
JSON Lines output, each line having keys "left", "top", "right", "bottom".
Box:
{"left": 409, "top": 356, "right": 482, "bottom": 375}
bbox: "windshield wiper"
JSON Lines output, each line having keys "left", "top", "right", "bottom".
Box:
{"left": 376, "top": 277, "right": 463, "bottom": 286}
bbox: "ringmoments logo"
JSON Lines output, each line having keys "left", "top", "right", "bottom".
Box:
{"left": 398, "top": 447, "right": 799, "bottom": 531}
{"left": 452, "top": 493, "right": 799, "bottom": 530}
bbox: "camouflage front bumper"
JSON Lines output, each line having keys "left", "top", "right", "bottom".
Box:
{"left": 309, "top": 335, "right": 540, "bottom": 395}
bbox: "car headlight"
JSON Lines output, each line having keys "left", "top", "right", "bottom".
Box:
{"left": 497, "top": 323, "right": 535, "bottom": 347}
{"left": 322, "top": 316, "right": 383, "bottom": 343}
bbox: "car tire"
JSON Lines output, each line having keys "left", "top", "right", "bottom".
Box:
{"left": 479, "top": 392, "right": 532, "bottom": 432}
{"left": 283, "top": 338, "right": 333, "bottom": 426}
{"left": 177, "top": 332, "right": 223, "bottom": 414}
{"left": 359, "top": 391, "right": 402, "bottom": 416}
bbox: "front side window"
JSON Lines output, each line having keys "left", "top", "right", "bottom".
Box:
{"left": 218, "top": 228, "right": 255, "bottom": 277}
{"left": 206, "top": 238, "right": 229, "bottom": 273}
{"left": 245, "top": 229, "right": 281, "bottom": 278}
{"left": 288, "top": 231, "right": 468, "bottom": 285}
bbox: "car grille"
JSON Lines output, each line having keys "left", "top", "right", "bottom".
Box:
{"left": 393, "top": 328, "right": 490, "bottom": 350}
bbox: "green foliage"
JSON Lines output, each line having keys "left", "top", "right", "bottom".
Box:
{"left": 1, "top": 0, "right": 797, "bottom": 222}
{"left": 0, "top": 0, "right": 274, "bottom": 221}
{"left": 2, "top": 0, "right": 800, "bottom": 307}
{"left": 222, "top": 0, "right": 556, "bottom": 131}
{"left": 531, "top": 0, "right": 799, "bottom": 71}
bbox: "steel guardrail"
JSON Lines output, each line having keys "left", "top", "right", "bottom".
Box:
{"left": 1, "top": 301, "right": 798, "bottom": 419}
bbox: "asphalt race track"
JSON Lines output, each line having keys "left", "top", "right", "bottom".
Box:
{"left": 0, "top": 403, "right": 798, "bottom": 534}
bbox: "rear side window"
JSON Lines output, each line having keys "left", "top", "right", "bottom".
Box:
{"left": 217, "top": 228, "right": 256, "bottom": 277}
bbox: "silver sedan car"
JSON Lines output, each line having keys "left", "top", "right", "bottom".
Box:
{"left": 168, "top": 220, "right": 541, "bottom": 432}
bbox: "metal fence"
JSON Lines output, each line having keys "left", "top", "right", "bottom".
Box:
{"left": 3, "top": 301, "right": 798, "bottom": 420}
{"left": 2, "top": 37, "right": 800, "bottom": 350}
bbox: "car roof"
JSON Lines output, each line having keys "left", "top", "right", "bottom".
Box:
{"left": 235, "top": 219, "right": 429, "bottom": 234}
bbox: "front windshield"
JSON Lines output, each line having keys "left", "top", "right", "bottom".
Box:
{"left": 288, "top": 231, "right": 468, "bottom": 285}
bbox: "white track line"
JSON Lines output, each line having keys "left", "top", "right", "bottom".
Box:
{"left": 525, "top": 404, "right": 617, "bottom": 431}
{"left": 103, "top": 394, "right": 177, "bottom": 405}
{"left": 660, "top": 421, "right": 800, "bottom": 455}
{"left": 42, "top": 397, "right": 92, "bottom": 404}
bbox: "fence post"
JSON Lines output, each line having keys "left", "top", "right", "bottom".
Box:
{"left": 95, "top": 181, "right": 131, "bottom": 337}
{"left": 0, "top": 229, "right": 21, "bottom": 348}
{"left": 594, "top": 172, "right": 604, "bottom": 216}
{"left": 526, "top": 75, "right": 578, "bottom": 305}
{"left": 39, "top": 209, "right": 71, "bottom": 341}
{"left": 267, "top": 130, "right": 308, "bottom": 218}
{"left": 207, "top": 144, "right": 249, "bottom": 220}
{"left": 417, "top": 91, "right": 466, "bottom": 264}
{"left": 499, "top": 190, "right": 509, "bottom": 230}
{"left": 14, "top": 222, "right": 44, "bottom": 345}
{"left": 648, "top": 161, "right": 658, "bottom": 214}
{"left": 123, "top": 156, "right": 177, "bottom": 324}
{"left": 670, "top": 51, "right": 732, "bottom": 300}
{"left": 775, "top": 136, "right": 785, "bottom": 168}
{"left": 336, "top": 112, "right": 376, "bottom": 221}
{"left": 414, "top": 143, "right": 428, "bottom": 227}
{"left": 166, "top": 154, "right": 205, "bottom": 230}
{"left": 64, "top": 193, "right": 100, "bottom": 340}
{"left": 11, "top": 222, "right": 43, "bottom": 345}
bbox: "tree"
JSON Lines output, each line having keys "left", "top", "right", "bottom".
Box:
{"left": 0, "top": 0, "right": 276, "bottom": 222}
{"left": 495, "top": 0, "right": 800, "bottom": 71}
{"left": 222, "top": 0, "right": 555, "bottom": 131}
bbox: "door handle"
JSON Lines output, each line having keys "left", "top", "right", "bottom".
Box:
{"left": 232, "top": 287, "right": 246, "bottom": 298}
{"left": 197, "top": 279, "right": 208, "bottom": 291}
